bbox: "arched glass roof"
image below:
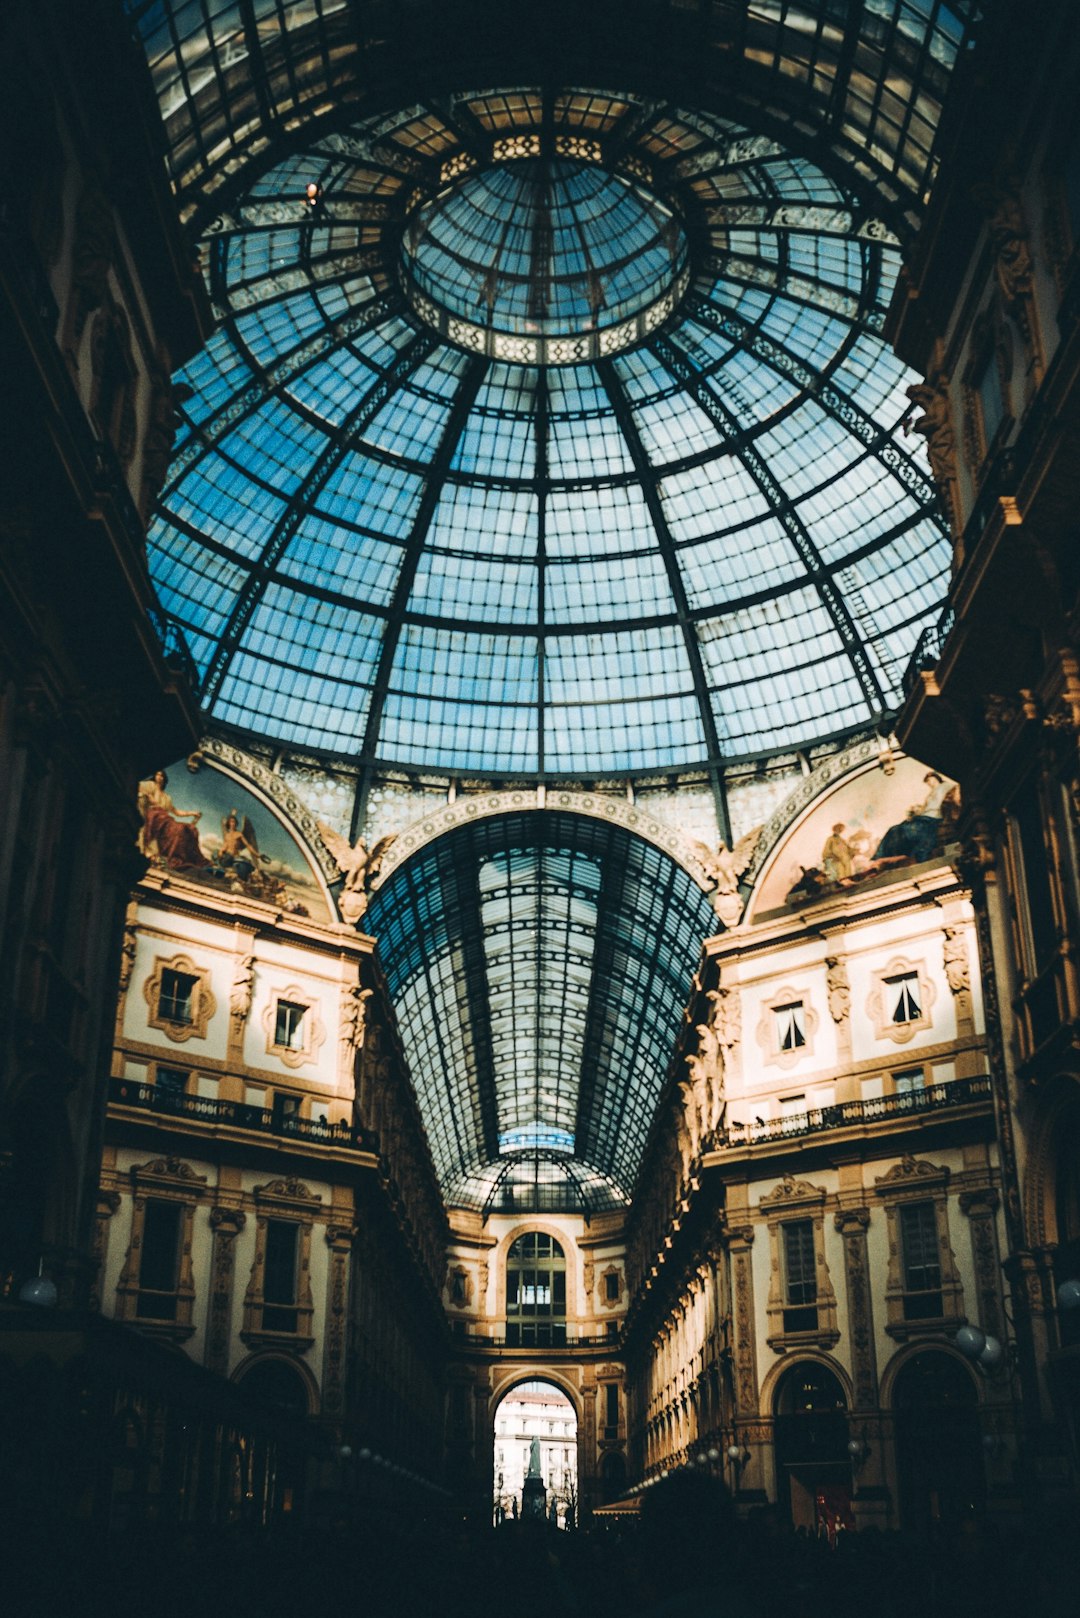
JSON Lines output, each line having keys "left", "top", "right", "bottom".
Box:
{"left": 148, "top": 88, "right": 953, "bottom": 783}
{"left": 365, "top": 812, "right": 716, "bottom": 1209}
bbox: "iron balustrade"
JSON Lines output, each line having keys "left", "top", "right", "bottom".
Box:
{"left": 109, "top": 1077, "right": 376, "bottom": 1149}
{"left": 718, "top": 1075, "right": 990, "bottom": 1147}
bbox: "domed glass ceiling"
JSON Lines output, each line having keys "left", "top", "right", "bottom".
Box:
{"left": 149, "top": 87, "right": 951, "bottom": 779}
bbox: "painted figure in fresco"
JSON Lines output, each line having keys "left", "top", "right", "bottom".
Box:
{"left": 138, "top": 770, "right": 208, "bottom": 870}
{"left": 872, "top": 771, "right": 951, "bottom": 865}
{"left": 821, "top": 823, "right": 853, "bottom": 881}
{"left": 219, "top": 809, "right": 264, "bottom": 879}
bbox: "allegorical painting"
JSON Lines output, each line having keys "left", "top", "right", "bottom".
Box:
{"left": 752, "top": 756, "right": 960, "bottom": 914}
{"left": 137, "top": 759, "right": 330, "bottom": 921}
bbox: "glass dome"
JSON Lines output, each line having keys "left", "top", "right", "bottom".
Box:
{"left": 150, "top": 89, "right": 950, "bottom": 779}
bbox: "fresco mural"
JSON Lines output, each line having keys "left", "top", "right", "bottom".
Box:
{"left": 136, "top": 759, "right": 331, "bottom": 921}
{"left": 751, "top": 756, "right": 960, "bottom": 915}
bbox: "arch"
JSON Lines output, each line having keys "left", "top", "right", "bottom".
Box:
{"left": 758, "top": 1350, "right": 853, "bottom": 1421}
{"left": 491, "top": 1374, "right": 580, "bottom": 1526}
{"left": 878, "top": 1338, "right": 983, "bottom": 1411}
{"left": 489, "top": 1367, "right": 583, "bottom": 1424}
{"left": 370, "top": 791, "right": 719, "bottom": 898}
{"left": 1021, "top": 1073, "right": 1080, "bottom": 1247}
{"left": 890, "top": 1347, "right": 985, "bottom": 1531}
{"left": 770, "top": 1358, "right": 852, "bottom": 1534}
{"left": 233, "top": 1351, "right": 318, "bottom": 1417}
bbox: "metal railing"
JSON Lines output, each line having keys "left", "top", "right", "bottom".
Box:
{"left": 718, "top": 1074, "right": 991, "bottom": 1148}
{"left": 109, "top": 1077, "right": 376, "bottom": 1150}
{"left": 901, "top": 602, "right": 956, "bottom": 695}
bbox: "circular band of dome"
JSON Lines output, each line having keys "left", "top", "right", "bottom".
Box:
{"left": 401, "top": 156, "right": 692, "bottom": 365}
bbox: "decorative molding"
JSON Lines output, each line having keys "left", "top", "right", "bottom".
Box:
{"left": 261, "top": 984, "right": 326, "bottom": 1070}
{"left": 143, "top": 952, "right": 217, "bottom": 1043}
{"left": 834, "top": 1206, "right": 877, "bottom": 1408}
{"left": 756, "top": 984, "right": 819, "bottom": 1069}
{"left": 368, "top": 787, "right": 720, "bottom": 896}
{"left": 759, "top": 1179, "right": 840, "bottom": 1354}
{"left": 206, "top": 1206, "right": 246, "bottom": 1376}
{"left": 866, "top": 955, "right": 935, "bottom": 1045}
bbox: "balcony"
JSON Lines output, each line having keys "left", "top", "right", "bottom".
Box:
{"left": 109, "top": 1077, "right": 377, "bottom": 1152}
{"left": 718, "top": 1075, "right": 992, "bottom": 1148}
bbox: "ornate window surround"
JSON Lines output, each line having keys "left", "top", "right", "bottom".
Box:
{"left": 600, "top": 1265, "right": 624, "bottom": 1310}
{"left": 867, "top": 955, "right": 935, "bottom": 1045}
{"left": 261, "top": 984, "right": 326, "bottom": 1070}
{"left": 756, "top": 986, "right": 819, "bottom": 1071}
{"left": 143, "top": 952, "right": 216, "bottom": 1043}
{"left": 760, "top": 1176, "right": 840, "bottom": 1354}
{"left": 114, "top": 1156, "right": 207, "bottom": 1340}
{"left": 873, "top": 1155, "right": 965, "bottom": 1340}
{"left": 241, "top": 1177, "right": 321, "bottom": 1352}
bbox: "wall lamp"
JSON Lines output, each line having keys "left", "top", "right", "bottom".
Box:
{"left": 846, "top": 1436, "right": 869, "bottom": 1466}
{"left": 1057, "top": 1279, "right": 1080, "bottom": 1311}
{"left": 954, "top": 1324, "right": 1009, "bottom": 1374}
{"left": 726, "top": 1444, "right": 750, "bottom": 1466}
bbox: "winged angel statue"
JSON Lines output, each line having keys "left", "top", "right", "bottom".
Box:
{"left": 317, "top": 823, "right": 397, "bottom": 925}
{"left": 688, "top": 825, "right": 763, "bottom": 926}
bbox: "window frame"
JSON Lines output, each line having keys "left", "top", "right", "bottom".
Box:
{"left": 115, "top": 1155, "right": 207, "bottom": 1340}
{"left": 868, "top": 956, "right": 934, "bottom": 1045}
{"left": 144, "top": 953, "right": 217, "bottom": 1043}
{"left": 874, "top": 1155, "right": 965, "bottom": 1339}
{"left": 262, "top": 984, "right": 325, "bottom": 1070}
{"left": 760, "top": 1176, "right": 839, "bottom": 1353}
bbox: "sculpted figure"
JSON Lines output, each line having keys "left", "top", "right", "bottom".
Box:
{"left": 690, "top": 826, "right": 763, "bottom": 924}
{"left": 943, "top": 926, "right": 970, "bottom": 994}
{"left": 319, "top": 823, "right": 397, "bottom": 924}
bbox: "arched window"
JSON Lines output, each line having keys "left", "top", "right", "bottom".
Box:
{"left": 506, "top": 1233, "right": 566, "bottom": 1347}
{"left": 772, "top": 1362, "right": 850, "bottom": 1533}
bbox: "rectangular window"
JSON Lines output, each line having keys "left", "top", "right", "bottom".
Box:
{"left": 886, "top": 972, "right": 922, "bottom": 1024}
{"left": 263, "top": 1219, "right": 299, "bottom": 1333}
{"left": 159, "top": 968, "right": 196, "bottom": 1025}
{"left": 605, "top": 1271, "right": 620, "bottom": 1302}
{"left": 779, "top": 1094, "right": 807, "bottom": 1132}
{"left": 155, "top": 1066, "right": 188, "bottom": 1100}
{"left": 975, "top": 345, "right": 1005, "bottom": 449}
{"left": 137, "top": 1199, "right": 181, "bottom": 1320}
{"left": 894, "top": 1068, "right": 925, "bottom": 1093}
{"left": 782, "top": 1220, "right": 818, "bottom": 1333}
{"left": 775, "top": 1001, "right": 806, "bottom": 1052}
{"left": 274, "top": 1000, "right": 307, "bottom": 1051}
{"left": 271, "top": 1093, "right": 301, "bottom": 1133}
{"left": 900, "top": 1202, "right": 943, "bottom": 1319}
{"left": 605, "top": 1383, "right": 619, "bottom": 1428}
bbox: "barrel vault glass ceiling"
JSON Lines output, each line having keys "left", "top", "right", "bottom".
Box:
{"left": 366, "top": 812, "right": 718, "bottom": 1212}
{"left": 126, "top": 2, "right": 979, "bottom": 1209}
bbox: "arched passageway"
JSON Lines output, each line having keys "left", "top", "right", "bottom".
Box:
{"left": 893, "top": 1350, "right": 983, "bottom": 1532}
{"left": 493, "top": 1381, "right": 578, "bottom": 1527}
{"left": 773, "top": 1361, "right": 851, "bottom": 1535}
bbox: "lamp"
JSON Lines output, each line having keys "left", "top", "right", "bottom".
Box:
{"left": 846, "top": 1436, "right": 869, "bottom": 1465}
{"left": 726, "top": 1443, "right": 749, "bottom": 1465}
{"left": 1057, "top": 1278, "right": 1080, "bottom": 1311}
{"left": 955, "top": 1323, "right": 1011, "bottom": 1375}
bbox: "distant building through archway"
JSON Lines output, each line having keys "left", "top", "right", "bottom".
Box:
{"left": 492, "top": 1381, "right": 578, "bottom": 1527}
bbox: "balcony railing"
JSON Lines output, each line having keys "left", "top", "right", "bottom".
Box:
{"left": 109, "top": 1077, "right": 377, "bottom": 1150}
{"left": 901, "top": 602, "right": 956, "bottom": 696}
{"left": 718, "top": 1075, "right": 991, "bottom": 1148}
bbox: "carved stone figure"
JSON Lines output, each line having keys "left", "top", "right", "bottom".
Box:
{"left": 825, "top": 955, "right": 850, "bottom": 1025}
{"left": 229, "top": 954, "right": 255, "bottom": 1022}
{"left": 906, "top": 375, "right": 956, "bottom": 491}
{"left": 690, "top": 826, "right": 763, "bottom": 926}
{"left": 707, "top": 985, "right": 741, "bottom": 1061}
{"left": 972, "top": 176, "right": 1033, "bottom": 309}
{"left": 118, "top": 921, "right": 137, "bottom": 992}
{"left": 318, "top": 822, "right": 397, "bottom": 924}
{"left": 341, "top": 982, "right": 374, "bottom": 1051}
{"left": 942, "top": 926, "right": 970, "bottom": 994}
